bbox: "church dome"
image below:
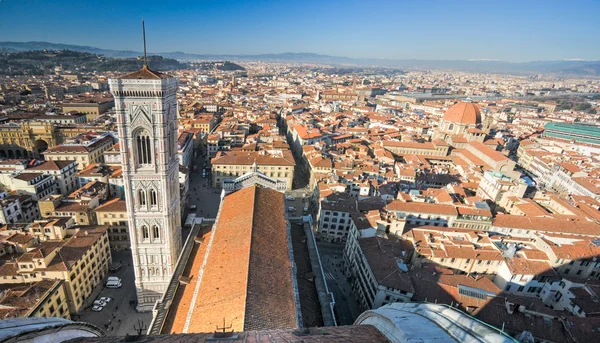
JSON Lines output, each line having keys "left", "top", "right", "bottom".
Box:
{"left": 443, "top": 102, "right": 481, "bottom": 125}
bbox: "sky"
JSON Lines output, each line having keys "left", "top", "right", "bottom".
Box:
{"left": 0, "top": 0, "right": 599, "bottom": 62}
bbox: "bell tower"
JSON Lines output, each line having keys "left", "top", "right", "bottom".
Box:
{"left": 108, "top": 21, "right": 182, "bottom": 311}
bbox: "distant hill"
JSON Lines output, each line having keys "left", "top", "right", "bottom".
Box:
{"left": 1, "top": 41, "right": 599, "bottom": 76}
{"left": 0, "top": 50, "right": 189, "bottom": 75}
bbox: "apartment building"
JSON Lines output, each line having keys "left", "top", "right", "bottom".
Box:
{"left": 94, "top": 198, "right": 129, "bottom": 250}
{"left": 0, "top": 224, "right": 111, "bottom": 314}
{"left": 386, "top": 200, "right": 458, "bottom": 230}
{"left": 10, "top": 173, "right": 55, "bottom": 201}
{"left": 548, "top": 163, "right": 600, "bottom": 200}
{"left": 211, "top": 150, "right": 295, "bottom": 189}
{"left": 382, "top": 140, "right": 449, "bottom": 157}
{"left": 318, "top": 197, "right": 356, "bottom": 243}
{"left": 0, "top": 279, "right": 71, "bottom": 320}
{"left": 76, "top": 164, "right": 124, "bottom": 199}
{"left": 38, "top": 181, "right": 107, "bottom": 225}
{"left": 61, "top": 98, "right": 114, "bottom": 121}
{"left": 404, "top": 226, "right": 504, "bottom": 275}
{"left": 22, "top": 160, "right": 78, "bottom": 195}
{"left": 344, "top": 227, "right": 414, "bottom": 311}
{"left": 44, "top": 134, "right": 114, "bottom": 171}
{"left": 177, "top": 131, "right": 195, "bottom": 168}
{"left": 0, "top": 192, "right": 25, "bottom": 224}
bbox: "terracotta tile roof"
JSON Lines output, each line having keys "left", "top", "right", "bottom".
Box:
{"left": 358, "top": 236, "right": 414, "bottom": 292}
{"left": 26, "top": 160, "right": 75, "bottom": 171}
{"left": 382, "top": 140, "right": 437, "bottom": 150}
{"left": 294, "top": 125, "right": 323, "bottom": 140}
{"left": 212, "top": 150, "right": 295, "bottom": 167}
{"left": 443, "top": 102, "right": 481, "bottom": 125}
{"left": 184, "top": 185, "right": 297, "bottom": 333}
{"left": 57, "top": 225, "right": 108, "bottom": 269}
{"left": 504, "top": 252, "right": 555, "bottom": 276}
{"left": 12, "top": 173, "right": 44, "bottom": 182}
{"left": 493, "top": 214, "right": 600, "bottom": 236}
{"left": 94, "top": 198, "right": 127, "bottom": 213}
{"left": 468, "top": 142, "right": 509, "bottom": 163}
{"left": 117, "top": 66, "right": 167, "bottom": 80}
{"left": 244, "top": 186, "right": 297, "bottom": 331}
{"left": 0, "top": 279, "right": 62, "bottom": 318}
{"left": 387, "top": 200, "right": 458, "bottom": 216}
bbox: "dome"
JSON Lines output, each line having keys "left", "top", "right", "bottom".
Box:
{"left": 443, "top": 102, "right": 481, "bottom": 125}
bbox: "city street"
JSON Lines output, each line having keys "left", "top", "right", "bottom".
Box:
{"left": 76, "top": 250, "right": 152, "bottom": 336}
{"left": 284, "top": 190, "right": 310, "bottom": 218}
{"left": 316, "top": 242, "right": 362, "bottom": 325}
{"left": 186, "top": 153, "right": 222, "bottom": 220}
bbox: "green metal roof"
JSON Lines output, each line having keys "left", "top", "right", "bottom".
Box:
{"left": 543, "top": 122, "right": 600, "bottom": 144}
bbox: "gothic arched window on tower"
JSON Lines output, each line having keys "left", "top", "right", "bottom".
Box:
{"left": 138, "top": 189, "right": 147, "bottom": 207}
{"left": 448, "top": 123, "right": 454, "bottom": 131}
{"left": 152, "top": 225, "right": 160, "bottom": 240}
{"left": 149, "top": 188, "right": 158, "bottom": 207}
{"left": 135, "top": 130, "right": 153, "bottom": 165}
{"left": 168, "top": 123, "right": 176, "bottom": 159}
{"left": 142, "top": 225, "right": 149, "bottom": 240}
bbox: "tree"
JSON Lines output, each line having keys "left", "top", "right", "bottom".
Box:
{"left": 575, "top": 103, "right": 592, "bottom": 111}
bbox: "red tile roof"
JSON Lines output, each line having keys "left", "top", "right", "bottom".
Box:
{"left": 183, "top": 185, "right": 297, "bottom": 333}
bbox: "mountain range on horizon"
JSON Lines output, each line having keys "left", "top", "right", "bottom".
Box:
{"left": 1, "top": 41, "right": 600, "bottom": 76}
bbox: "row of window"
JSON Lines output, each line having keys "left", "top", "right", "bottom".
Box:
{"left": 141, "top": 225, "right": 161, "bottom": 241}
{"left": 137, "top": 188, "right": 159, "bottom": 207}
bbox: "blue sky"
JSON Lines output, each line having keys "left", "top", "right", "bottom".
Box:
{"left": 0, "top": 0, "right": 598, "bottom": 61}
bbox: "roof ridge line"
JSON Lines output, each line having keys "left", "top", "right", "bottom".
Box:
{"left": 242, "top": 185, "right": 259, "bottom": 331}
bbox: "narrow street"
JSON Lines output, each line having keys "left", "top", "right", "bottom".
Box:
{"left": 186, "top": 153, "right": 222, "bottom": 220}
{"left": 317, "top": 242, "right": 362, "bottom": 325}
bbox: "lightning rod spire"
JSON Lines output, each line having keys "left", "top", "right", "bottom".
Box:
{"left": 142, "top": 19, "right": 148, "bottom": 68}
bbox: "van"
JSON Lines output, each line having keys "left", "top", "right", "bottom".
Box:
{"left": 106, "top": 280, "right": 122, "bottom": 289}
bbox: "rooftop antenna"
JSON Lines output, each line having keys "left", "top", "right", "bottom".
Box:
{"left": 142, "top": 18, "right": 148, "bottom": 68}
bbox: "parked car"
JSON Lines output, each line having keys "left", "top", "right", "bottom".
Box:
{"left": 93, "top": 300, "right": 106, "bottom": 307}
{"left": 100, "top": 297, "right": 112, "bottom": 303}
{"left": 288, "top": 206, "right": 296, "bottom": 212}
{"left": 107, "top": 276, "right": 120, "bottom": 283}
{"left": 92, "top": 305, "right": 104, "bottom": 312}
{"left": 106, "top": 280, "right": 122, "bottom": 289}
{"left": 286, "top": 195, "right": 295, "bottom": 201}
{"left": 109, "top": 262, "right": 121, "bottom": 272}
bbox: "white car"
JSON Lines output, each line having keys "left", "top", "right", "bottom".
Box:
{"left": 92, "top": 305, "right": 104, "bottom": 312}
{"left": 288, "top": 206, "right": 296, "bottom": 212}
{"left": 106, "top": 280, "right": 122, "bottom": 289}
{"left": 93, "top": 300, "right": 106, "bottom": 307}
{"left": 100, "top": 297, "right": 112, "bottom": 303}
{"left": 286, "top": 196, "right": 295, "bottom": 201}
